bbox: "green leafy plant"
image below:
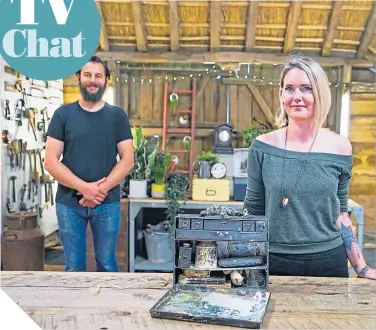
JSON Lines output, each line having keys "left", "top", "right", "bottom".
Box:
{"left": 150, "top": 149, "right": 172, "bottom": 185}
{"left": 129, "top": 126, "right": 159, "bottom": 180}
{"left": 164, "top": 173, "right": 189, "bottom": 232}
{"left": 197, "top": 150, "right": 219, "bottom": 167}
{"left": 145, "top": 173, "right": 189, "bottom": 234}
{"left": 241, "top": 126, "right": 273, "bottom": 147}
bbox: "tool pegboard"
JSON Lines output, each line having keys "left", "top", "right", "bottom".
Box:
{"left": 0, "top": 55, "right": 63, "bottom": 237}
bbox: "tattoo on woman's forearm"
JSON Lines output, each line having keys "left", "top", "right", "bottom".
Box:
{"left": 340, "top": 223, "right": 356, "bottom": 250}
{"left": 358, "top": 266, "right": 369, "bottom": 278}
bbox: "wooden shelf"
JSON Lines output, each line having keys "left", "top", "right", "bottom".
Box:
{"left": 167, "top": 89, "right": 193, "bottom": 94}
{"left": 134, "top": 256, "right": 173, "bottom": 272}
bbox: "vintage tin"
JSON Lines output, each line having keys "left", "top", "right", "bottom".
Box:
{"left": 178, "top": 243, "right": 192, "bottom": 268}
{"left": 195, "top": 241, "right": 217, "bottom": 269}
{"left": 150, "top": 207, "right": 271, "bottom": 329}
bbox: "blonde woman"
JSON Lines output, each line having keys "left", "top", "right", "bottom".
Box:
{"left": 244, "top": 55, "right": 375, "bottom": 279}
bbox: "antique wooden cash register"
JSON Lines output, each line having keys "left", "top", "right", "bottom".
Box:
{"left": 150, "top": 205, "right": 271, "bottom": 329}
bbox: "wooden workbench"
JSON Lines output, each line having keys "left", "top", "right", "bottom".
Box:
{"left": 1, "top": 271, "right": 375, "bottom": 329}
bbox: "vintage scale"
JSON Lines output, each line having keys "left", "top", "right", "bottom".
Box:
{"left": 150, "top": 205, "right": 271, "bottom": 329}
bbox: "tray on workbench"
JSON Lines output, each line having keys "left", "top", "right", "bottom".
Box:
{"left": 150, "top": 284, "right": 270, "bottom": 329}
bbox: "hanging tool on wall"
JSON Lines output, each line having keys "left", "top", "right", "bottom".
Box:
{"left": 30, "top": 79, "right": 47, "bottom": 89}
{"left": 39, "top": 178, "right": 54, "bottom": 217}
{"left": 26, "top": 150, "right": 35, "bottom": 202}
{"left": 14, "top": 99, "right": 25, "bottom": 126}
{"left": 49, "top": 96, "right": 61, "bottom": 105}
{"left": 25, "top": 108, "right": 38, "bottom": 141}
{"left": 2, "top": 99, "right": 22, "bottom": 123}
{"left": 37, "top": 149, "right": 49, "bottom": 204}
{"left": 20, "top": 184, "right": 27, "bottom": 211}
{"left": 22, "top": 141, "right": 27, "bottom": 170}
{"left": 32, "top": 150, "right": 39, "bottom": 197}
{"left": 7, "top": 143, "right": 15, "bottom": 170}
{"left": 15, "top": 79, "right": 28, "bottom": 106}
{"left": 17, "top": 139, "right": 23, "bottom": 169}
{"left": 28, "top": 86, "right": 46, "bottom": 99}
{"left": 4, "top": 65, "right": 19, "bottom": 77}
{"left": 3, "top": 99, "right": 11, "bottom": 120}
{"left": 10, "top": 139, "right": 20, "bottom": 169}
{"left": 10, "top": 176, "right": 17, "bottom": 203}
{"left": 37, "top": 107, "right": 50, "bottom": 142}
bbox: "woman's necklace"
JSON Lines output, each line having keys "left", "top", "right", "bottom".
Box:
{"left": 280, "top": 127, "right": 318, "bottom": 208}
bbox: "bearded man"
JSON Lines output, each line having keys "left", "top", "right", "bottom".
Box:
{"left": 44, "top": 56, "right": 134, "bottom": 272}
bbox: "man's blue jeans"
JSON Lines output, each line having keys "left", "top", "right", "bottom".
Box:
{"left": 55, "top": 201, "right": 120, "bottom": 272}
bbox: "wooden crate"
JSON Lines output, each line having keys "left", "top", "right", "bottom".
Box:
{"left": 86, "top": 199, "right": 129, "bottom": 272}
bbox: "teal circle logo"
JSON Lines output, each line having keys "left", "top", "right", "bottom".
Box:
{"left": 0, "top": 0, "right": 101, "bottom": 81}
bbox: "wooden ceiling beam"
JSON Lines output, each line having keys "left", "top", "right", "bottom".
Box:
{"left": 131, "top": 2, "right": 148, "bottom": 52}
{"left": 210, "top": 1, "right": 222, "bottom": 51}
{"left": 321, "top": 1, "right": 343, "bottom": 57}
{"left": 95, "top": 51, "right": 373, "bottom": 67}
{"left": 357, "top": 4, "right": 376, "bottom": 58}
{"left": 95, "top": 1, "right": 109, "bottom": 51}
{"left": 169, "top": 0, "right": 179, "bottom": 52}
{"left": 244, "top": 0, "right": 258, "bottom": 52}
{"left": 283, "top": 1, "right": 303, "bottom": 54}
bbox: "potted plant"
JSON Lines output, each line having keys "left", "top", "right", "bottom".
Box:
{"left": 143, "top": 173, "right": 189, "bottom": 263}
{"left": 193, "top": 150, "right": 219, "bottom": 178}
{"left": 197, "top": 150, "right": 219, "bottom": 166}
{"left": 128, "top": 126, "right": 158, "bottom": 198}
{"left": 149, "top": 149, "right": 172, "bottom": 199}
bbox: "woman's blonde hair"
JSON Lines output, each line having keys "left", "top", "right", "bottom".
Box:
{"left": 275, "top": 55, "right": 332, "bottom": 133}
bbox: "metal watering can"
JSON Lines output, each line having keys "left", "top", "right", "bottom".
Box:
{"left": 192, "top": 160, "right": 211, "bottom": 179}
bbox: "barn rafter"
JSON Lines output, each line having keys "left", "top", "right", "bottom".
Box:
{"left": 94, "top": 0, "right": 376, "bottom": 67}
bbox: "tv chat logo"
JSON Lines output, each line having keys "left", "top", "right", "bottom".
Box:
{"left": 0, "top": 0, "right": 101, "bottom": 81}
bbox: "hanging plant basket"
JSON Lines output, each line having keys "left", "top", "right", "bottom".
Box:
{"left": 169, "top": 92, "right": 179, "bottom": 117}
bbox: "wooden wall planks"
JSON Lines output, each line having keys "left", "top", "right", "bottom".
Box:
{"left": 349, "top": 92, "right": 376, "bottom": 232}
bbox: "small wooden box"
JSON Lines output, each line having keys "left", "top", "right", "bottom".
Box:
{"left": 192, "top": 178, "right": 230, "bottom": 202}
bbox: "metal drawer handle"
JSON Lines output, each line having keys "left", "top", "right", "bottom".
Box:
{"left": 194, "top": 221, "right": 201, "bottom": 228}
{"left": 221, "top": 221, "right": 227, "bottom": 227}
{"left": 258, "top": 223, "right": 266, "bottom": 230}
{"left": 181, "top": 221, "right": 188, "bottom": 228}
{"left": 206, "top": 189, "right": 216, "bottom": 196}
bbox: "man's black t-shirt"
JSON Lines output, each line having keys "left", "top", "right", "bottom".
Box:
{"left": 46, "top": 101, "right": 133, "bottom": 206}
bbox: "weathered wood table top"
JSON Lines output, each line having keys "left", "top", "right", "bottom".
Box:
{"left": 1, "top": 271, "right": 375, "bottom": 330}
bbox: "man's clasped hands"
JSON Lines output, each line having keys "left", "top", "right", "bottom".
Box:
{"left": 77, "top": 177, "right": 108, "bottom": 208}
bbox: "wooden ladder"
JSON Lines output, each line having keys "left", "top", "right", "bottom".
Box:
{"left": 162, "top": 78, "right": 197, "bottom": 191}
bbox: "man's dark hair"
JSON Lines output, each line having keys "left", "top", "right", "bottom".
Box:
{"left": 76, "top": 55, "right": 111, "bottom": 79}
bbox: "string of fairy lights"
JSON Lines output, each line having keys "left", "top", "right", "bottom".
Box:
{"left": 109, "top": 62, "right": 375, "bottom": 90}
{"left": 110, "top": 63, "right": 375, "bottom": 89}
{"left": 113, "top": 73, "right": 374, "bottom": 90}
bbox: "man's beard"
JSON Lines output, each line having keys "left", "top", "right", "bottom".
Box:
{"left": 79, "top": 81, "right": 107, "bottom": 103}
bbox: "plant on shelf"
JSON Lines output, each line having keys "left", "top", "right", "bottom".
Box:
{"left": 241, "top": 124, "right": 274, "bottom": 148}
{"left": 197, "top": 150, "right": 219, "bottom": 167}
{"left": 143, "top": 173, "right": 189, "bottom": 263}
{"left": 128, "top": 126, "right": 158, "bottom": 198}
{"left": 164, "top": 173, "right": 189, "bottom": 232}
{"left": 149, "top": 148, "right": 173, "bottom": 199}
